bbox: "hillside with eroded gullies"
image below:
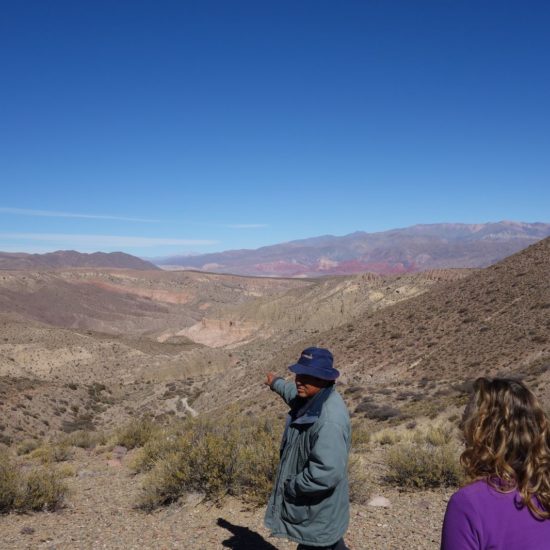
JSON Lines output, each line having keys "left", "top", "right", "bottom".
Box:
{"left": 194, "top": 237, "right": 550, "bottom": 421}
{"left": 1, "top": 237, "right": 548, "bottom": 442}
{"left": 177, "top": 269, "right": 472, "bottom": 348}
{"left": 0, "top": 269, "right": 310, "bottom": 337}
{"left": 0, "top": 240, "right": 549, "bottom": 550}
{"left": 0, "top": 264, "right": 459, "bottom": 443}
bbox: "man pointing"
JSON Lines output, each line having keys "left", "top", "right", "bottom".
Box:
{"left": 264, "top": 347, "right": 351, "bottom": 550}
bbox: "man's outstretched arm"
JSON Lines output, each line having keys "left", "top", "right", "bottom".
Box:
{"left": 265, "top": 372, "right": 298, "bottom": 405}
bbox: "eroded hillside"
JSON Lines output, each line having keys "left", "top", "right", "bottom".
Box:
{"left": 0, "top": 240, "right": 548, "bottom": 446}
{"left": 192, "top": 238, "right": 550, "bottom": 422}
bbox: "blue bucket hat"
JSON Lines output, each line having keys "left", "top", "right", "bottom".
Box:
{"left": 288, "top": 347, "right": 340, "bottom": 381}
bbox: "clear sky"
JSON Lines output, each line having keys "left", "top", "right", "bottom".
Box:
{"left": 1, "top": 0, "right": 549, "bottom": 257}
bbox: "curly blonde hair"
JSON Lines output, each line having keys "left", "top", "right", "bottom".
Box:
{"left": 461, "top": 377, "right": 550, "bottom": 519}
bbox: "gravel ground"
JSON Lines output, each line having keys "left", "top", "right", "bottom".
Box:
{"left": 0, "top": 449, "right": 452, "bottom": 550}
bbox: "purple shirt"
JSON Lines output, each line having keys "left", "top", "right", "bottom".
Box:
{"left": 441, "top": 480, "right": 550, "bottom": 550}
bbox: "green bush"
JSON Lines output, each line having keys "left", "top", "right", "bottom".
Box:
{"left": 137, "top": 416, "right": 281, "bottom": 510}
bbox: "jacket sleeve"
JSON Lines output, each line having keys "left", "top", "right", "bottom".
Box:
{"left": 270, "top": 377, "right": 299, "bottom": 406}
{"left": 440, "top": 491, "right": 481, "bottom": 550}
{"left": 285, "top": 421, "right": 348, "bottom": 498}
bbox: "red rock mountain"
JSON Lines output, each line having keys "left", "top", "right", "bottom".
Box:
{"left": 155, "top": 221, "right": 550, "bottom": 277}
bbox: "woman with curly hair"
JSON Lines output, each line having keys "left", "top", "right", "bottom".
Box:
{"left": 441, "top": 377, "right": 550, "bottom": 549}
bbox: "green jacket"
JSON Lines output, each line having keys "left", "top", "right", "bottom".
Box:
{"left": 264, "top": 378, "right": 351, "bottom": 547}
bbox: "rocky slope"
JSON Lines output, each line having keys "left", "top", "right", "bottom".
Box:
{"left": 193, "top": 237, "right": 550, "bottom": 419}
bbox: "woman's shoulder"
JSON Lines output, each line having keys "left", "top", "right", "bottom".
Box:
{"left": 450, "top": 479, "right": 518, "bottom": 508}
{"left": 449, "top": 480, "right": 487, "bottom": 505}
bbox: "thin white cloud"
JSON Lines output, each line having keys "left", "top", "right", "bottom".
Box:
{"left": 0, "top": 207, "right": 158, "bottom": 223}
{"left": 224, "top": 224, "right": 268, "bottom": 229}
{"left": 0, "top": 245, "right": 67, "bottom": 254}
{"left": 0, "top": 233, "right": 218, "bottom": 247}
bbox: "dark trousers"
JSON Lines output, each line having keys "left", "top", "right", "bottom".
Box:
{"left": 297, "top": 539, "right": 349, "bottom": 550}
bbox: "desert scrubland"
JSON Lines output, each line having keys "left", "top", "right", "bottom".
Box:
{"left": 0, "top": 238, "right": 549, "bottom": 549}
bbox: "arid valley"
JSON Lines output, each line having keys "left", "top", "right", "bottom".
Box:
{"left": 0, "top": 236, "right": 549, "bottom": 549}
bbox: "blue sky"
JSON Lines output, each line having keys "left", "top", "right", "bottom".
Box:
{"left": 1, "top": 0, "right": 549, "bottom": 257}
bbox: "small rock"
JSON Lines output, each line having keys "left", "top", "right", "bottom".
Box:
{"left": 112, "top": 445, "right": 127, "bottom": 459}
{"left": 367, "top": 496, "right": 391, "bottom": 508}
{"left": 20, "top": 526, "right": 35, "bottom": 535}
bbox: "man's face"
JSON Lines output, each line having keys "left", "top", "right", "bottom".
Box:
{"left": 295, "top": 374, "right": 328, "bottom": 398}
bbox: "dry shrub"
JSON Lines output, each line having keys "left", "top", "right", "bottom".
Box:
{"left": 130, "top": 423, "right": 187, "bottom": 473}
{"left": 29, "top": 442, "right": 73, "bottom": 464}
{"left": 385, "top": 427, "right": 463, "bottom": 489}
{"left": 351, "top": 422, "right": 371, "bottom": 451}
{"left": 0, "top": 451, "right": 68, "bottom": 513}
{"left": 15, "top": 468, "right": 67, "bottom": 511}
{"left": 419, "top": 423, "right": 455, "bottom": 447}
{"left": 348, "top": 454, "right": 370, "bottom": 503}
{"left": 0, "top": 451, "right": 18, "bottom": 512}
{"left": 63, "top": 430, "right": 106, "bottom": 449}
{"left": 16, "top": 439, "right": 41, "bottom": 456}
{"left": 356, "top": 401, "right": 401, "bottom": 421}
{"left": 111, "top": 418, "right": 159, "bottom": 450}
{"left": 375, "top": 429, "right": 401, "bottom": 446}
{"left": 56, "top": 463, "right": 77, "bottom": 478}
{"left": 137, "top": 416, "right": 281, "bottom": 510}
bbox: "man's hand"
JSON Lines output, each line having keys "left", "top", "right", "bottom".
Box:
{"left": 265, "top": 372, "right": 278, "bottom": 387}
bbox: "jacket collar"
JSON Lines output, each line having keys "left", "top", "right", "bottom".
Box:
{"left": 290, "top": 385, "right": 334, "bottom": 425}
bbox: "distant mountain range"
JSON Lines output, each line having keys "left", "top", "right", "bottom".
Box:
{"left": 154, "top": 221, "right": 550, "bottom": 277}
{"left": 0, "top": 250, "right": 158, "bottom": 271}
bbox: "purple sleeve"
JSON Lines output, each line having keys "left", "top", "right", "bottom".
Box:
{"left": 441, "top": 490, "right": 481, "bottom": 550}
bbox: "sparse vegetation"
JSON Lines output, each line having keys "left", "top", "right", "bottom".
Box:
{"left": 0, "top": 451, "right": 18, "bottom": 512}
{"left": 29, "top": 441, "right": 73, "bottom": 464}
{"left": 351, "top": 422, "right": 371, "bottom": 450}
{"left": 419, "top": 423, "right": 455, "bottom": 447}
{"left": 63, "top": 429, "right": 106, "bottom": 449}
{"left": 0, "top": 450, "right": 67, "bottom": 513}
{"left": 385, "top": 425, "right": 463, "bottom": 489}
{"left": 111, "top": 418, "right": 160, "bottom": 450}
{"left": 16, "top": 438, "right": 41, "bottom": 456}
{"left": 348, "top": 455, "right": 370, "bottom": 503}
{"left": 15, "top": 467, "right": 67, "bottom": 511}
{"left": 375, "top": 429, "right": 401, "bottom": 446}
{"left": 135, "top": 415, "right": 281, "bottom": 510}
{"left": 356, "top": 400, "right": 401, "bottom": 421}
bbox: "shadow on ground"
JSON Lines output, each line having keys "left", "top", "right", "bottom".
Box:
{"left": 217, "top": 518, "right": 280, "bottom": 549}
